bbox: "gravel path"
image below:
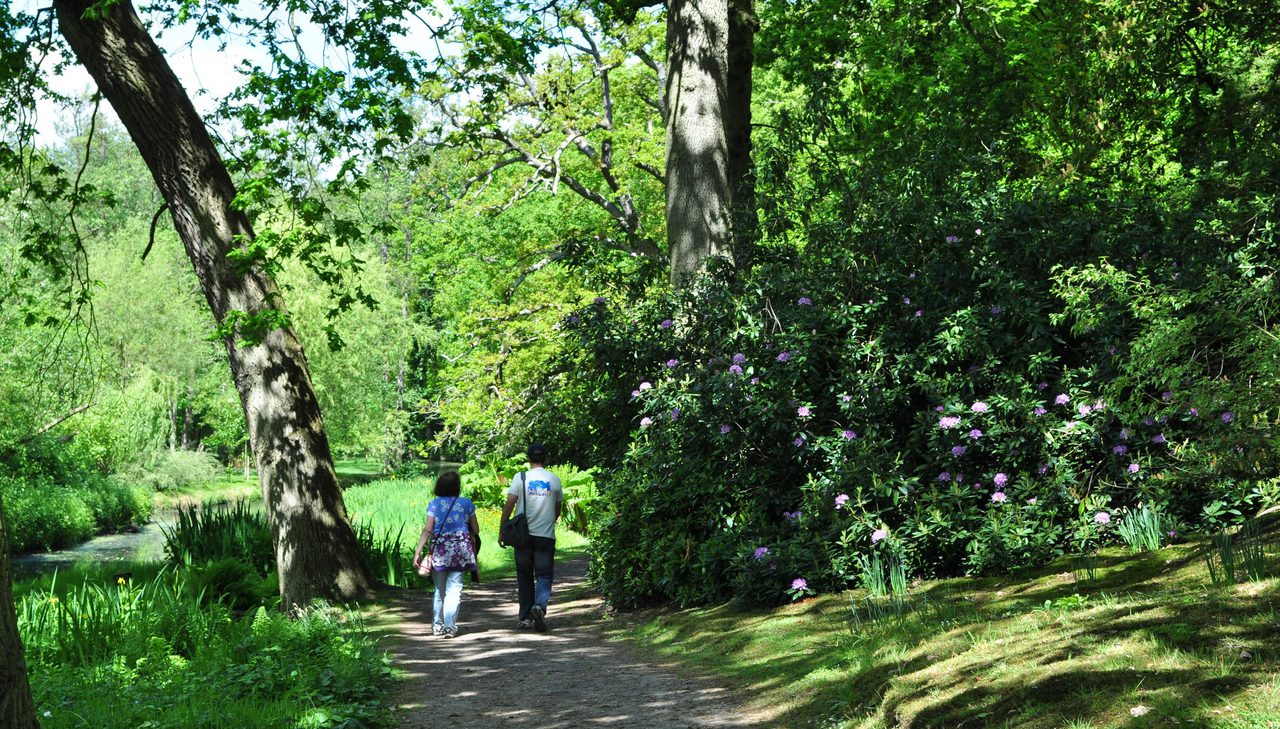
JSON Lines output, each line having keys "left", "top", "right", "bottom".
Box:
{"left": 380, "top": 557, "right": 770, "bottom": 728}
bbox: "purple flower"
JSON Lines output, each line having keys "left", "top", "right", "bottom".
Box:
{"left": 750, "top": 377, "right": 760, "bottom": 385}
{"left": 1162, "top": 391, "right": 1173, "bottom": 401}
{"left": 776, "top": 351, "right": 791, "bottom": 362}
{"left": 797, "top": 406, "right": 812, "bottom": 418}
{"left": 991, "top": 491, "right": 1007, "bottom": 503}
{"left": 1094, "top": 399, "right": 1106, "bottom": 411}
{"left": 1037, "top": 464, "right": 1049, "bottom": 475}
{"left": 753, "top": 547, "right": 769, "bottom": 559}
{"left": 719, "top": 423, "right": 732, "bottom": 434}
{"left": 955, "top": 473, "right": 966, "bottom": 483}
{"left": 902, "top": 296, "right": 912, "bottom": 305}
{"left": 729, "top": 364, "right": 744, "bottom": 375}
{"left": 1054, "top": 394, "right": 1070, "bottom": 406}
{"left": 1095, "top": 512, "right": 1111, "bottom": 525}
{"left": 967, "top": 429, "right": 984, "bottom": 439}
{"left": 914, "top": 309, "right": 923, "bottom": 317}
{"left": 665, "top": 358, "right": 679, "bottom": 368}
{"left": 790, "top": 578, "right": 808, "bottom": 591}
{"left": 797, "top": 297, "right": 813, "bottom": 306}
{"left": 1189, "top": 407, "right": 1199, "bottom": 416}
{"left": 1128, "top": 463, "right": 1140, "bottom": 474}
{"left": 936, "top": 405, "right": 945, "bottom": 413}
{"left": 971, "top": 401, "right": 990, "bottom": 413}
{"left": 660, "top": 319, "right": 673, "bottom": 329}
{"left": 670, "top": 408, "right": 680, "bottom": 420}
{"left": 994, "top": 473, "right": 1008, "bottom": 487}
{"left": 631, "top": 389, "right": 642, "bottom": 398}
{"left": 945, "top": 235, "right": 960, "bottom": 243}
{"left": 834, "top": 493, "right": 850, "bottom": 508}
{"left": 1037, "top": 382, "right": 1049, "bottom": 391}
{"left": 1033, "top": 407, "right": 1047, "bottom": 417}
{"left": 841, "top": 394, "right": 852, "bottom": 402}
{"left": 871, "top": 528, "right": 888, "bottom": 543}
{"left": 793, "top": 437, "right": 805, "bottom": 447}
{"left": 909, "top": 272, "right": 917, "bottom": 278}
{"left": 1112, "top": 444, "right": 1129, "bottom": 455}
{"left": 784, "top": 510, "right": 801, "bottom": 523}
{"left": 1221, "top": 411, "right": 1235, "bottom": 423}
{"left": 568, "top": 315, "right": 581, "bottom": 325}
{"left": 939, "top": 416, "right": 962, "bottom": 429}
{"left": 951, "top": 445, "right": 967, "bottom": 457}
{"left": 732, "top": 352, "right": 747, "bottom": 364}
{"left": 1142, "top": 417, "right": 1155, "bottom": 426}
{"left": 1027, "top": 497, "right": 1038, "bottom": 505}
{"left": 938, "top": 471, "right": 952, "bottom": 482}
{"left": 1078, "top": 404, "right": 1092, "bottom": 416}
{"left": 1119, "top": 428, "right": 1131, "bottom": 440}
{"left": 1151, "top": 433, "right": 1166, "bottom": 445}
{"left": 841, "top": 429, "right": 857, "bottom": 440}
{"left": 990, "top": 305, "right": 1004, "bottom": 315}
{"left": 593, "top": 296, "right": 607, "bottom": 305}
{"left": 639, "top": 417, "right": 653, "bottom": 428}
{"left": 639, "top": 381, "right": 652, "bottom": 391}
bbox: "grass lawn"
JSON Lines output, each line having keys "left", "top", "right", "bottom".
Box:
{"left": 150, "top": 458, "right": 398, "bottom": 510}
{"left": 611, "top": 510, "right": 1280, "bottom": 728}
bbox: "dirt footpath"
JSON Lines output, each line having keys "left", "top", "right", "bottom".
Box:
{"left": 380, "top": 557, "right": 771, "bottom": 728}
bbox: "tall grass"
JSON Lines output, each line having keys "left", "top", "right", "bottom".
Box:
{"left": 1115, "top": 503, "right": 1165, "bottom": 553}
{"left": 1205, "top": 518, "right": 1277, "bottom": 586}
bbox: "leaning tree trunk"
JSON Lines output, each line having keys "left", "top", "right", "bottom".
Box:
{"left": 666, "top": 0, "right": 734, "bottom": 287}
{"left": 0, "top": 496, "right": 39, "bottom": 729}
{"left": 55, "top": 0, "right": 374, "bottom": 608}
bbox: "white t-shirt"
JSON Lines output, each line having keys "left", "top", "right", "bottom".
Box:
{"left": 508, "top": 467, "right": 564, "bottom": 538}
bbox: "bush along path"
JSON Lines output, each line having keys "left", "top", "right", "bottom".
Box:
{"left": 377, "top": 556, "right": 769, "bottom": 728}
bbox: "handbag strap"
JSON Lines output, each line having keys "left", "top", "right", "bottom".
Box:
{"left": 518, "top": 472, "right": 527, "bottom": 518}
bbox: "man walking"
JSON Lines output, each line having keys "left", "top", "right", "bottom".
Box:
{"left": 499, "top": 443, "right": 563, "bottom": 631}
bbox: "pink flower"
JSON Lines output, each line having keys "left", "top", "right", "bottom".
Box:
{"left": 1112, "top": 444, "right": 1128, "bottom": 455}
{"left": 841, "top": 429, "right": 857, "bottom": 440}
{"left": 1077, "top": 404, "right": 1092, "bottom": 416}
{"left": 971, "top": 401, "right": 989, "bottom": 413}
{"left": 1033, "top": 407, "right": 1047, "bottom": 417}
{"left": 993, "top": 473, "right": 1008, "bottom": 487}
{"left": 1127, "top": 463, "right": 1140, "bottom": 474}
{"left": 665, "top": 358, "right": 679, "bottom": 368}
{"left": 639, "top": 417, "right": 653, "bottom": 428}
{"left": 991, "top": 492, "right": 1007, "bottom": 503}
{"left": 834, "top": 493, "right": 850, "bottom": 508}
{"left": 841, "top": 394, "right": 852, "bottom": 402}
{"left": 790, "top": 578, "right": 808, "bottom": 591}
{"left": 967, "top": 429, "right": 983, "bottom": 439}
{"left": 750, "top": 377, "right": 761, "bottom": 385}
{"left": 939, "top": 416, "right": 962, "bottom": 429}
{"left": 1094, "top": 512, "right": 1111, "bottom": 525}
{"left": 871, "top": 528, "right": 888, "bottom": 543}
{"left": 797, "top": 406, "right": 812, "bottom": 418}
{"left": 631, "top": 389, "right": 642, "bottom": 398}
{"left": 639, "top": 381, "right": 652, "bottom": 391}
{"left": 1027, "top": 497, "right": 1037, "bottom": 505}
{"left": 1054, "top": 394, "right": 1070, "bottom": 406}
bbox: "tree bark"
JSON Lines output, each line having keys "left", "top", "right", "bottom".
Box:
{"left": 55, "top": 0, "right": 374, "bottom": 607}
{"left": 0, "top": 496, "right": 39, "bottom": 729}
{"left": 725, "top": 0, "right": 757, "bottom": 258}
{"left": 666, "top": 0, "right": 734, "bottom": 287}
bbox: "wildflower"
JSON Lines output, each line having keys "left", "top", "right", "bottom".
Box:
{"left": 1151, "top": 433, "right": 1166, "bottom": 445}
{"left": 1221, "top": 411, "right": 1235, "bottom": 423}
{"left": 732, "top": 352, "right": 747, "bottom": 364}
{"left": 1033, "top": 406, "right": 1047, "bottom": 417}
{"left": 639, "top": 381, "right": 652, "bottom": 391}
{"left": 835, "top": 493, "right": 850, "bottom": 508}
{"left": 660, "top": 319, "right": 673, "bottom": 329}
{"left": 791, "top": 578, "right": 808, "bottom": 591}
{"left": 971, "top": 401, "right": 989, "bottom": 413}
{"left": 938, "top": 471, "right": 952, "bottom": 482}
{"left": 993, "top": 472, "right": 1008, "bottom": 487}
{"left": 639, "top": 417, "right": 653, "bottom": 428}
{"left": 967, "top": 429, "right": 983, "bottom": 439}
{"left": 797, "top": 406, "right": 812, "bottom": 418}
{"left": 1095, "top": 512, "right": 1111, "bottom": 525}
{"left": 593, "top": 296, "right": 607, "bottom": 305}
{"left": 1128, "top": 463, "right": 1140, "bottom": 474}
{"left": 753, "top": 547, "right": 769, "bottom": 559}
{"left": 992, "top": 492, "right": 1007, "bottom": 503}
{"left": 951, "top": 445, "right": 967, "bottom": 457}
{"left": 939, "top": 415, "right": 962, "bottom": 429}
{"left": 793, "top": 437, "right": 805, "bottom": 447}
{"left": 1112, "top": 444, "right": 1128, "bottom": 455}
{"left": 665, "top": 358, "right": 679, "bottom": 368}
{"left": 1078, "top": 404, "right": 1092, "bottom": 416}
{"left": 1054, "top": 394, "right": 1070, "bottom": 406}
{"left": 719, "top": 424, "right": 732, "bottom": 435}
{"left": 798, "top": 297, "right": 813, "bottom": 306}
{"left": 776, "top": 351, "right": 791, "bottom": 362}
{"left": 728, "top": 364, "right": 744, "bottom": 375}
{"left": 871, "top": 528, "right": 888, "bottom": 543}
{"left": 841, "top": 429, "right": 857, "bottom": 440}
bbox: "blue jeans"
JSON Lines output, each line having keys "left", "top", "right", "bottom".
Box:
{"left": 514, "top": 536, "right": 555, "bottom": 620}
{"left": 432, "top": 570, "right": 466, "bottom": 629}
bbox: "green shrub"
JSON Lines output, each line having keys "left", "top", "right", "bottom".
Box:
{"left": 3, "top": 485, "right": 95, "bottom": 552}
{"left": 117, "top": 448, "right": 222, "bottom": 492}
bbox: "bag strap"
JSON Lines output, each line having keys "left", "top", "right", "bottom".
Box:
{"left": 517, "top": 472, "right": 528, "bottom": 518}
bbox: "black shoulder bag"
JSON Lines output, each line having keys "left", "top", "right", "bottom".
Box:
{"left": 500, "top": 472, "right": 532, "bottom": 548}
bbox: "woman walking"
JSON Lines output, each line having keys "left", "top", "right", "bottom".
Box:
{"left": 412, "top": 471, "right": 479, "bottom": 638}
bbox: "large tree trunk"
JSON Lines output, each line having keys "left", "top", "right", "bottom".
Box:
{"left": 56, "top": 0, "right": 374, "bottom": 608}
{"left": 666, "top": 0, "right": 734, "bottom": 287}
{"left": 0, "top": 496, "right": 39, "bottom": 729}
{"left": 725, "top": 0, "right": 757, "bottom": 258}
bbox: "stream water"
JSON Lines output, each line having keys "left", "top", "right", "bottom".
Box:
{"left": 11, "top": 509, "right": 180, "bottom": 577}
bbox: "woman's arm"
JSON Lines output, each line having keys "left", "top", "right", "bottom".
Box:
{"left": 412, "top": 515, "right": 435, "bottom": 568}
{"left": 468, "top": 513, "right": 480, "bottom": 554}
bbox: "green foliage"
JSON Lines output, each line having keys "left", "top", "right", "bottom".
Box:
{"left": 1114, "top": 503, "right": 1166, "bottom": 554}
{"left": 1204, "top": 519, "right": 1278, "bottom": 586}
{"left": 117, "top": 449, "right": 223, "bottom": 493}
{"left": 17, "top": 570, "right": 393, "bottom": 728}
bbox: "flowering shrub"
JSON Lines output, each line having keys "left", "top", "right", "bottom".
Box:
{"left": 580, "top": 208, "right": 1278, "bottom": 606}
